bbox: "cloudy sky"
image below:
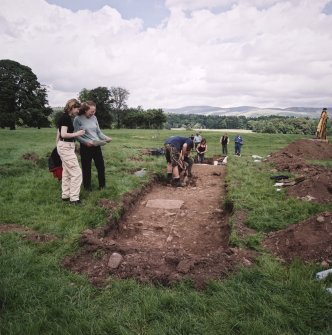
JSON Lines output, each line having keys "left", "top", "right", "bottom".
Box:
{"left": 1, "top": 0, "right": 332, "bottom": 109}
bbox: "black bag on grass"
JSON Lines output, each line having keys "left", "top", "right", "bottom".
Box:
{"left": 48, "top": 148, "right": 62, "bottom": 180}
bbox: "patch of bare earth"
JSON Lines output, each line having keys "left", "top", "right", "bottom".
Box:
{"left": 63, "top": 139, "right": 332, "bottom": 287}
{"left": 267, "top": 139, "right": 332, "bottom": 203}
{"left": 263, "top": 212, "right": 332, "bottom": 266}
{"left": 64, "top": 164, "right": 257, "bottom": 288}
{"left": 232, "top": 210, "right": 257, "bottom": 240}
{"left": 263, "top": 139, "right": 332, "bottom": 266}
{"left": 0, "top": 224, "right": 57, "bottom": 243}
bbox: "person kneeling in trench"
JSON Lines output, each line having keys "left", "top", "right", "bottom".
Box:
{"left": 164, "top": 136, "right": 193, "bottom": 187}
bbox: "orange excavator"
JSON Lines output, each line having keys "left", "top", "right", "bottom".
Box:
{"left": 315, "top": 108, "right": 328, "bottom": 141}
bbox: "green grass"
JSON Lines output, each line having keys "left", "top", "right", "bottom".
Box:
{"left": 226, "top": 153, "right": 330, "bottom": 231}
{"left": 308, "top": 159, "right": 332, "bottom": 169}
{"left": 0, "top": 128, "right": 331, "bottom": 335}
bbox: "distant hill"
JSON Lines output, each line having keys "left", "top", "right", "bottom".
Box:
{"left": 164, "top": 106, "right": 330, "bottom": 118}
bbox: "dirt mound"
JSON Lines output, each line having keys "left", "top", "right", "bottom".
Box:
{"left": 268, "top": 139, "right": 332, "bottom": 203}
{"left": 63, "top": 164, "right": 257, "bottom": 288}
{"left": 273, "top": 139, "right": 332, "bottom": 160}
{"left": 263, "top": 212, "right": 332, "bottom": 266}
{"left": 261, "top": 140, "right": 332, "bottom": 266}
{"left": 22, "top": 152, "right": 39, "bottom": 163}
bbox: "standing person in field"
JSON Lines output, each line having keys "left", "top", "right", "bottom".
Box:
{"left": 196, "top": 138, "right": 208, "bottom": 163}
{"left": 234, "top": 134, "right": 243, "bottom": 156}
{"left": 190, "top": 134, "right": 195, "bottom": 150}
{"left": 73, "top": 101, "right": 112, "bottom": 191}
{"left": 193, "top": 132, "right": 202, "bottom": 149}
{"left": 164, "top": 136, "right": 193, "bottom": 187}
{"left": 56, "top": 98, "right": 85, "bottom": 205}
{"left": 220, "top": 133, "right": 229, "bottom": 155}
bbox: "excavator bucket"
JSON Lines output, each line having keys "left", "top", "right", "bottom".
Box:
{"left": 315, "top": 108, "right": 328, "bottom": 141}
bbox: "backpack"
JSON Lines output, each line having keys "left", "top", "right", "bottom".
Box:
{"left": 48, "top": 148, "right": 63, "bottom": 181}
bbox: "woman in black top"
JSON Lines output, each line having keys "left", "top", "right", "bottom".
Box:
{"left": 196, "top": 138, "right": 208, "bottom": 163}
{"left": 56, "top": 99, "right": 85, "bottom": 204}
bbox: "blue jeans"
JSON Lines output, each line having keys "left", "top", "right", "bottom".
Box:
{"left": 197, "top": 153, "right": 205, "bottom": 163}
{"left": 235, "top": 143, "right": 241, "bottom": 155}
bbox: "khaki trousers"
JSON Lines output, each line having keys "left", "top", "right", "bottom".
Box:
{"left": 57, "top": 141, "right": 82, "bottom": 201}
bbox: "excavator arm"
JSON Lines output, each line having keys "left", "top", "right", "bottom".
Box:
{"left": 315, "top": 109, "right": 328, "bottom": 140}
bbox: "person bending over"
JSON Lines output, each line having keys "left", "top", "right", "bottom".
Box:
{"left": 164, "top": 136, "right": 193, "bottom": 187}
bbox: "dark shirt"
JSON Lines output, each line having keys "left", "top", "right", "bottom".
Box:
{"left": 164, "top": 136, "right": 193, "bottom": 151}
{"left": 57, "top": 113, "right": 74, "bottom": 138}
{"left": 197, "top": 144, "right": 206, "bottom": 153}
{"left": 221, "top": 136, "right": 228, "bottom": 145}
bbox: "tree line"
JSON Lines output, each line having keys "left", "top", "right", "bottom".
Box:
{"left": 1, "top": 59, "right": 329, "bottom": 136}
{"left": 166, "top": 114, "right": 331, "bottom": 136}
{"left": 53, "top": 87, "right": 166, "bottom": 129}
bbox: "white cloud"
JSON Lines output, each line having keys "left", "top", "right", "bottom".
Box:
{"left": 1, "top": 0, "right": 332, "bottom": 108}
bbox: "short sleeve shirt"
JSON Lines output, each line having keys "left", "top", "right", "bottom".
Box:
{"left": 165, "top": 136, "right": 193, "bottom": 151}
{"left": 57, "top": 113, "right": 74, "bottom": 135}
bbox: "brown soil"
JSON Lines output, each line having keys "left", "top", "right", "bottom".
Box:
{"left": 63, "top": 164, "right": 257, "bottom": 288}
{"left": 22, "top": 152, "right": 39, "bottom": 162}
{"left": 263, "top": 212, "right": 332, "bottom": 265}
{"left": 267, "top": 139, "right": 332, "bottom": 203}
{"left": 62, "top": 139, "right": 331, "bottom": 287}
{"left": 263, "top": 139, "right": 332, "bottom": 266}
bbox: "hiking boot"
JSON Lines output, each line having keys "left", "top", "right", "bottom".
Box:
{"left": 173, "top": 179, "right": 185, "bottom": 187}
{"left": 176, "top": 181, "right": 186, "bottom": 187}
{"left": 62, "top": 198, "right": 70, "bottom": 202}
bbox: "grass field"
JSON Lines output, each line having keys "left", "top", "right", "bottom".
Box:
{"left": 0, "top": 128, "right": 331, "bottom": 335}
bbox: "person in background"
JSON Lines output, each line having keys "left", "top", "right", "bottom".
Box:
{"left": 193, "top": 132, "right": 202, "bottom": 149}
{"left": 56, "top": 98, "right": 85, "bottom": 205}
{"left": 220, "top": 133, "right": 229, "bottom": 155}
{"left": 196, "top": 138, "right": 208, "bottom": 163}
{"left": 190, "top": 134, "right": 195, "bottom": 150}
{"left": 164, "top": 136, "right": 193, "bottom": 187}
{"left": 234, "top": 134, "right": 243, "bottom": 156}
{"left": 73, "top": 101, "right": 112, "bottom": 191}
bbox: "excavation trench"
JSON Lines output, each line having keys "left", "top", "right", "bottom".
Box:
{"left": 1, "top": 140, "right": 330, "bottom": 288}
{"left": 64, "top": 163, "right": 257, "bottom": 288}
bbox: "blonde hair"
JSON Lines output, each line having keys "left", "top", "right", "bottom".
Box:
{"left": 64, "top": 98, "right": 81, "bottom": 114}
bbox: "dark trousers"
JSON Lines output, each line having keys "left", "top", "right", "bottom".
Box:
{"left": 235, "top": 143, "right": 242, "bottom": 155}
{"left": 80, "top": 145, "right": 105, "bottom": 189}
